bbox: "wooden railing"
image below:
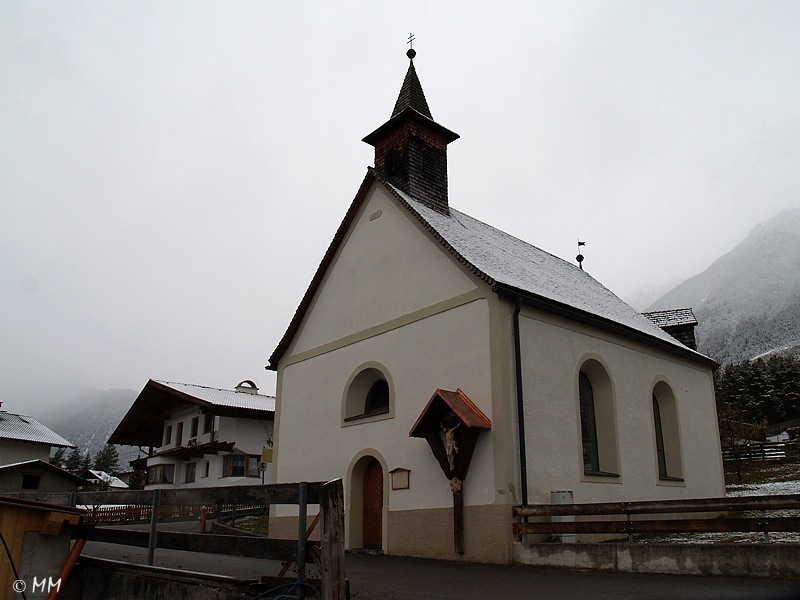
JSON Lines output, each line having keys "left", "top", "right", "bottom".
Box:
{"left": 721, "top": 441, "right": 800, "bottom": 463}
{"left": 24, "top": 481, "right": 346, "bottom": 600}
{"left": 81, "top": 502, "right": 262, "bottom": 524}
{"left": 513, "top": 494, "right": 800, "bottom": 543}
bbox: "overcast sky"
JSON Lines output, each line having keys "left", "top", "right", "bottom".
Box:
{"left": 2, "top": 2, "right": 799, "bottom": 410}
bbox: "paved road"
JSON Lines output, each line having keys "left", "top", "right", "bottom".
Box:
{"left": 82, "top": 532, "right": 799, "bottom": 600}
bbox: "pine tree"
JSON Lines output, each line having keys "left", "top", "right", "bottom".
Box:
{"left": 65, "top": 448, "right": 82, "bottom": 473}
{"left": 50, "top": 447, "right": 66, "bottom": 469}
{"left": 93, "top": 443, "right": 120, "bottom": 473}
{"left": 79, "top": 450, "right": 92, "bottom": 474}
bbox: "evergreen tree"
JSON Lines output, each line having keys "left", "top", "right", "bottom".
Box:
{"left": 50, "top": 447, "right": 66, "bottom": 469}
{"left": 65, "top": 447, "right": 82, "bottom": 473}
{"left": 127, "top": 469, "right": 146, "bottom": 490}
{"left": 79, "top": 450, "right": 92, "bottom": 474}
{"left": 93, "top": 443, "right": 120, "bottom": 473}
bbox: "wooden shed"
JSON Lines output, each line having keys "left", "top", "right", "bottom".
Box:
{"left": 0, "top": 496, "right": 84, "bottom": 600}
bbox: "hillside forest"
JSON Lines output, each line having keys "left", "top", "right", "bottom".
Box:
{"left": 715, "top": 354, "right": 800, "bottom": 427}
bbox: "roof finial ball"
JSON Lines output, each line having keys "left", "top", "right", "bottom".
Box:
{"left": 407, "top": 32, "right": 416, "bottom": 60}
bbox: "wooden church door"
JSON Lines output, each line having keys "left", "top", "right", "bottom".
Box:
{"left": 362, "top": 458, "right": 383, "bottom": 548}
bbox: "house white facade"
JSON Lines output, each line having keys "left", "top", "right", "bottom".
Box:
{"left": 266, "top": 50, "right": 726, "bottom": 564}
{"left": 110, "top": 380, "right": 275, "bottom": 490}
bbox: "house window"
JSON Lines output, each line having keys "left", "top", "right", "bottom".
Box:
{"left": 190, "top": 417, "right": 199, "bottom": 438}
{"left": 578, "top": 360, "right": 619, "bottom": 477}
{"left": 163, "top": 426, "right": 172, "bottom": 447}
{"left": 202, "top": 461, "right": 210, "bottom": 478}
{"left": 203, "top": 414, "right": 214, "bottom": 435}
{"left": 343, "top": 365, "right": 394, "bottom": 425}
{"left": 653, "top": 382, "right": 684, "bottom": 482}
{"left": 22, "top": 474, "right": 41, "bottom": 490}
{"left": 148, "top": 464, "right": 175, "bottom": 485}
{"left": 185, "top": 462, "right": 196, "bottom": 484}
{"left": 223, "top": 455, "right": 259, "bottom": 478}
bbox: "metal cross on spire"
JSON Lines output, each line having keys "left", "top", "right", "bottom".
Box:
{"left": 407, "top": 33, "right": 416, "bottom": 59}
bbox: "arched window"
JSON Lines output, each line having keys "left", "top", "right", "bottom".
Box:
{"left": 652, "top": 382, "right": 683, "bottom": 481}
{"left": 364, "top": 380, "right": 390, "bottom": 415}
{"left": 653, "top": 394, "right": 668, "bottom": 478}
{"left": 579, "top": 373, "right": 599, "bottom": 473}
{"left": 578, "top": 360, "right": 619, "bottom": 477}
{"left": 342, "top": 365, "right": 394, "bottom": 425}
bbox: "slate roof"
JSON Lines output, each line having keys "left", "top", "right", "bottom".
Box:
{"left": 642, "top": 308, "right": 698, "bottom": 328}
{"left": 0, "top": 411, "right": 73, "bottom": 448}
{"left": 268, "top": 170, "right": 716, "bottom": 369}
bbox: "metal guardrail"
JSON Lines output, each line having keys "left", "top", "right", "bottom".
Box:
{"left": 513, "top": 494, "right": 800, "bottom": 543}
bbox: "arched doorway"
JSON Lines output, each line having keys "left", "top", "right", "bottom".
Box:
{"left": 362, "top": 457, "right": 383, "bottom": 548}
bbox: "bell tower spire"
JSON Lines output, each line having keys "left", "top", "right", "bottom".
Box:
{"left": 362, "top": 45, "right": 459, "bottom": 215}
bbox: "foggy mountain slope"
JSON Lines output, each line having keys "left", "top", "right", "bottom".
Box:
{"left": 28, "top": 386, "right": 142, "bottom": 468}
{"left": 648, "top": 207, "right": 800, "bottom": 364}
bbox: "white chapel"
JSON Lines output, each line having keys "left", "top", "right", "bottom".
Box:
{"left": 266, "top": 49, "right": 725, "bottom": 563}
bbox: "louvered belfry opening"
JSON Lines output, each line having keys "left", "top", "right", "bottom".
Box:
{"left": 363, "top": 49, "right": 459, "bottom": 215}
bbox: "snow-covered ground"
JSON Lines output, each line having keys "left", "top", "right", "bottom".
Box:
{"left": 642, "top": 462, "right": 800, "bottom": 544}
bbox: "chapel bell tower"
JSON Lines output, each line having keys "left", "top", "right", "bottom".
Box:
{"left": 362, "top": 48, "right": 460, "bottom": 215}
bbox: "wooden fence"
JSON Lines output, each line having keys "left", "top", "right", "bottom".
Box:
{"left": 81, "top": 502, "right": 261, "bottom": 524}
{"left": 721, "top": 441, "right": 800, "bottom": 463}
{"left": 513, "top": 494, "right": 800, "bottom": 543}
{"left": 26, "top": 481, "right": 346, "bottom": 600}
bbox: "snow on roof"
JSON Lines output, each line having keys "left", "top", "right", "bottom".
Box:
{"left": 85, "top": 469, "right": 128, "bottom": 489}
{"left": 153, "top": 381, "right": 276, "bottom": 413}
{"left": 385, "top": 177, "right": 707, "bottom": 356}
{"left": 0, "top": 411, "right": 73, "bottom": 448}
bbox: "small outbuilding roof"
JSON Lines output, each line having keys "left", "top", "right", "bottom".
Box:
{"left": 0, "top": 411, "right": 73, "bottom": 448}
{"left": 0, "top": 459, "right": 88, "bottom": 487}
{"left": 109, "top": 379, "right": 275, "bottom": 447}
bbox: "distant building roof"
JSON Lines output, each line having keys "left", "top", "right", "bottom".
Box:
{"left": 109, "top": 379, "right": 275, "bottom": 447}
{"left": 0, "top": 459, "right": 87, "bottom": 486}
{"left": 84, "top": 469, "right": 128, "bottom": 489}
{"left": 642, "top": 308, "right": 698, "bottom": 328}
{"left": 153, "top": 381, "right": 276, "bottom": 412}
{"left": 0, "top": 411, "right": 73, "bottom": 448}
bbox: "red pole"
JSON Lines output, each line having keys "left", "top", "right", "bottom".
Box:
{"left": 47, "top": 538, "right": 86, "bottom": 600}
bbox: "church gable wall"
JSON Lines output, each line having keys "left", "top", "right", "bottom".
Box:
{"left": 288, "top": 184, "right": 479, "bottom": 357}
{"left": 273, "top": 298, "right": 495, "bottom": 514}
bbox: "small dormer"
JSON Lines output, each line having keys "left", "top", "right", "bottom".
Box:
{"left": 362, "top": 48, "right": 459, "bottom": 215}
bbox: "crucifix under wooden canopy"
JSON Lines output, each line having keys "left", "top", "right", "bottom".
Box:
{"left": 409, "top": 388, "right": 492, "bottom": 554}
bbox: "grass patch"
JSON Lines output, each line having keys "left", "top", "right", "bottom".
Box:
{"left": 227, "top": 514, "right": 270, "bottom": 535}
